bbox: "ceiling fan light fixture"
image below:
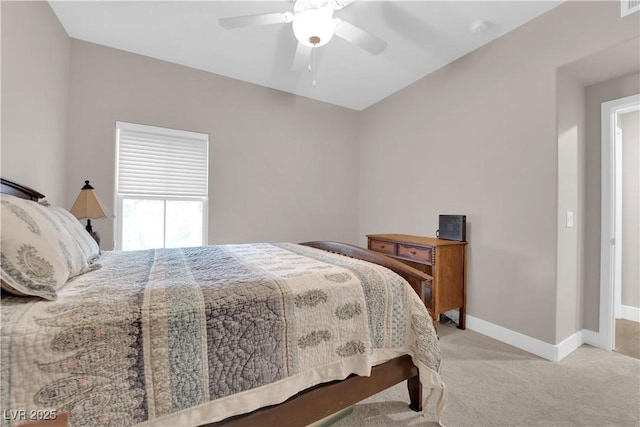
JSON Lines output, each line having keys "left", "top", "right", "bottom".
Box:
{"left": 292, "top": 7, "right": 337, "bottom": 47}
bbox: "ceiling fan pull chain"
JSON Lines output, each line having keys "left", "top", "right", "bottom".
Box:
{"left": 312, "top": 47, "right": 317, "bottom": 87}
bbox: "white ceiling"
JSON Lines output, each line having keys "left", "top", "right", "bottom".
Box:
{"left": 49, "top": 1, "right": 563, "bottom": 111}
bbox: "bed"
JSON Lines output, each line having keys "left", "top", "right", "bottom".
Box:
{"left": 0, "top": 177, "right": 446, "bottom": 427}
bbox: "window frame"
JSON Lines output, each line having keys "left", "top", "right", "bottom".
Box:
{"left": 114, "top": 121, "right": 209, "bottom": 250}
{"left": 115, "top": 195, "right": 208, "bottom": 251}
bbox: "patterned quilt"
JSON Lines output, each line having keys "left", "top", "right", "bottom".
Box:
{"left": 1, "top": 243, "right": 443, "bottom": 427}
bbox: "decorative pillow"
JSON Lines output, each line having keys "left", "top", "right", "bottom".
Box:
{"left": 50, "top": 207, "right": 100, "bottom": 264}
{"left": 0, "top": 193, "right": 88, "bottom": 300}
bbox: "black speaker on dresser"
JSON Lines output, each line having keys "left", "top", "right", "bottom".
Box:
{"left": 437, "top": 215, "right": 466, "bottom": 242}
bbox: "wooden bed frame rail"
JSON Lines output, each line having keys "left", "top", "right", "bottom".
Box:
{"left": 212, "top": 355, "right": 421, "bottom": 427}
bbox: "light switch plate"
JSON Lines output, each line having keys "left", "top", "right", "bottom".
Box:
{"left": 566, "top": 211, "right": 574, "bottom": 227}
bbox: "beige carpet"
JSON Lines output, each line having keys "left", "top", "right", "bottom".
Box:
{"left": 333, "top": 322, "right": 640, "bottom": 427}
{"left": 616, "top": 319, "right": 640, "bottom": 359}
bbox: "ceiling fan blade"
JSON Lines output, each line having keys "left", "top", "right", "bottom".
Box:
{"left": 292, "top": 42, "right": 312, "bottom": 71}
{"left": 219, "top": 12, "right": 294, "bottom": 29}
{"left": 329, "top": 0, "right": 355, "bottom": 10}
{"left": 334, "top": 19, "right": 387, "bottom": 55}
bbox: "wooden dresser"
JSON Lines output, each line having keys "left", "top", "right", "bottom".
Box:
{"left": 367, "top": 234, "right": 467, "bottom": 329}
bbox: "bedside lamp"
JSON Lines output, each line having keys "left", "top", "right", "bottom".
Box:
{"left": 70, "top": 180, "right": 107, "bottom": 247}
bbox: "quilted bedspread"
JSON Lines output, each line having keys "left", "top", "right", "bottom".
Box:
{"left": 1, "top": 243, "right": 443, "bottom": 427}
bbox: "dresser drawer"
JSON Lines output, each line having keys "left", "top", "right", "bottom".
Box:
{"left": 397, "top": 243, "right": 432, "bottom": 265}
{"left": 369, "top": 239, "right": 396, "bottom": 255}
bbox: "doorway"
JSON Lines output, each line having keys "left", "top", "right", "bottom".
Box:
{"left": 599, "top": 94, "right": 640, "bottom": 353}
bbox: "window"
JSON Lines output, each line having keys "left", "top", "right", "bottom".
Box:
{"left": 115, "top": 121, "right": 209, "bottom": 250}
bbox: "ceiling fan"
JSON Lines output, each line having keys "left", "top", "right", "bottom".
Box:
{"left": 219, "top": 0, "right": 387, "bottom": 71}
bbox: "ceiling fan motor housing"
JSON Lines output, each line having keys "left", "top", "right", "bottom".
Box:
{"left": 292, "top": 3, "right": 338, "bottom": 47}
{"left": 219, "top": 0, "right": 386, "bottom": 56}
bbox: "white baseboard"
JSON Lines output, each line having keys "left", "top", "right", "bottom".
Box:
{"left": 555, "top": 329, "right": 601, "bottom": 360}
{"left": 461, "top": 314, "right": 600, "bottom": 362}
{"left": 580, "top": 329, "right": 600, "bottom": 347}
{"left": 620, "top": 305, "right": 640, "bottom": 322}
{"left": 464, "top": 315, "right": 559, "bottom": 361}
{"left": 443, "top": 310, "right": 459, "bottom": 324}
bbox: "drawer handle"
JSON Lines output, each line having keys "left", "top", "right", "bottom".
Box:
{"left": 411, "top": 250, "right": 417, "bottom": 255}
{"left": 380, "top": 245, "right": 385, "bottom": 249}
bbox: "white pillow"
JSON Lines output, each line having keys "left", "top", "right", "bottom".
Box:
{"left": 50, "top": 207, "right": 100, "bottom": 264}
{"left": 0, "top": 194, "right": 88, "bottom": 300}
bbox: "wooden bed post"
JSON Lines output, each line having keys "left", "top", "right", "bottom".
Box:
{"left": 408, "top": 374, "right": 423, "bottom": 411}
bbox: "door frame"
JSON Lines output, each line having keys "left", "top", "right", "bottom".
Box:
{"left": 599, "top": 94, "right": 640, "bottom": 351}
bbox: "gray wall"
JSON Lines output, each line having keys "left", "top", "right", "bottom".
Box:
{"left": 556, "top": 69, "right": 586, "bottom": 342}
{"left": 358, "top": 1, "right": 639, "bottom": 343}
{"left": 556, "top": 34, "right": 639, "bottom": 333}
{"left": 66, "top": 41, "right": 360, "bottom": 250}
{"left": 584, "top": 73, "right": 640, "bottom": 330}
{"left": 621, "top": 110, "right": 640, "bottom": 309}
{"left": 0, "top": 1, "right": 70, "bottom": 205}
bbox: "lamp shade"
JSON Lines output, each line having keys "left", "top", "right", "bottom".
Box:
{"left": 70, "top": 181, "right": 107, "bottom": 220}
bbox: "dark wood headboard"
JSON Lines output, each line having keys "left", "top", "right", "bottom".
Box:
{"left": 0, "top": 177, "right": 45, "bottom": 200}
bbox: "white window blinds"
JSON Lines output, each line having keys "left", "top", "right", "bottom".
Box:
{"left": 116, "top": 121, "right": 209, "bottom": 197}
